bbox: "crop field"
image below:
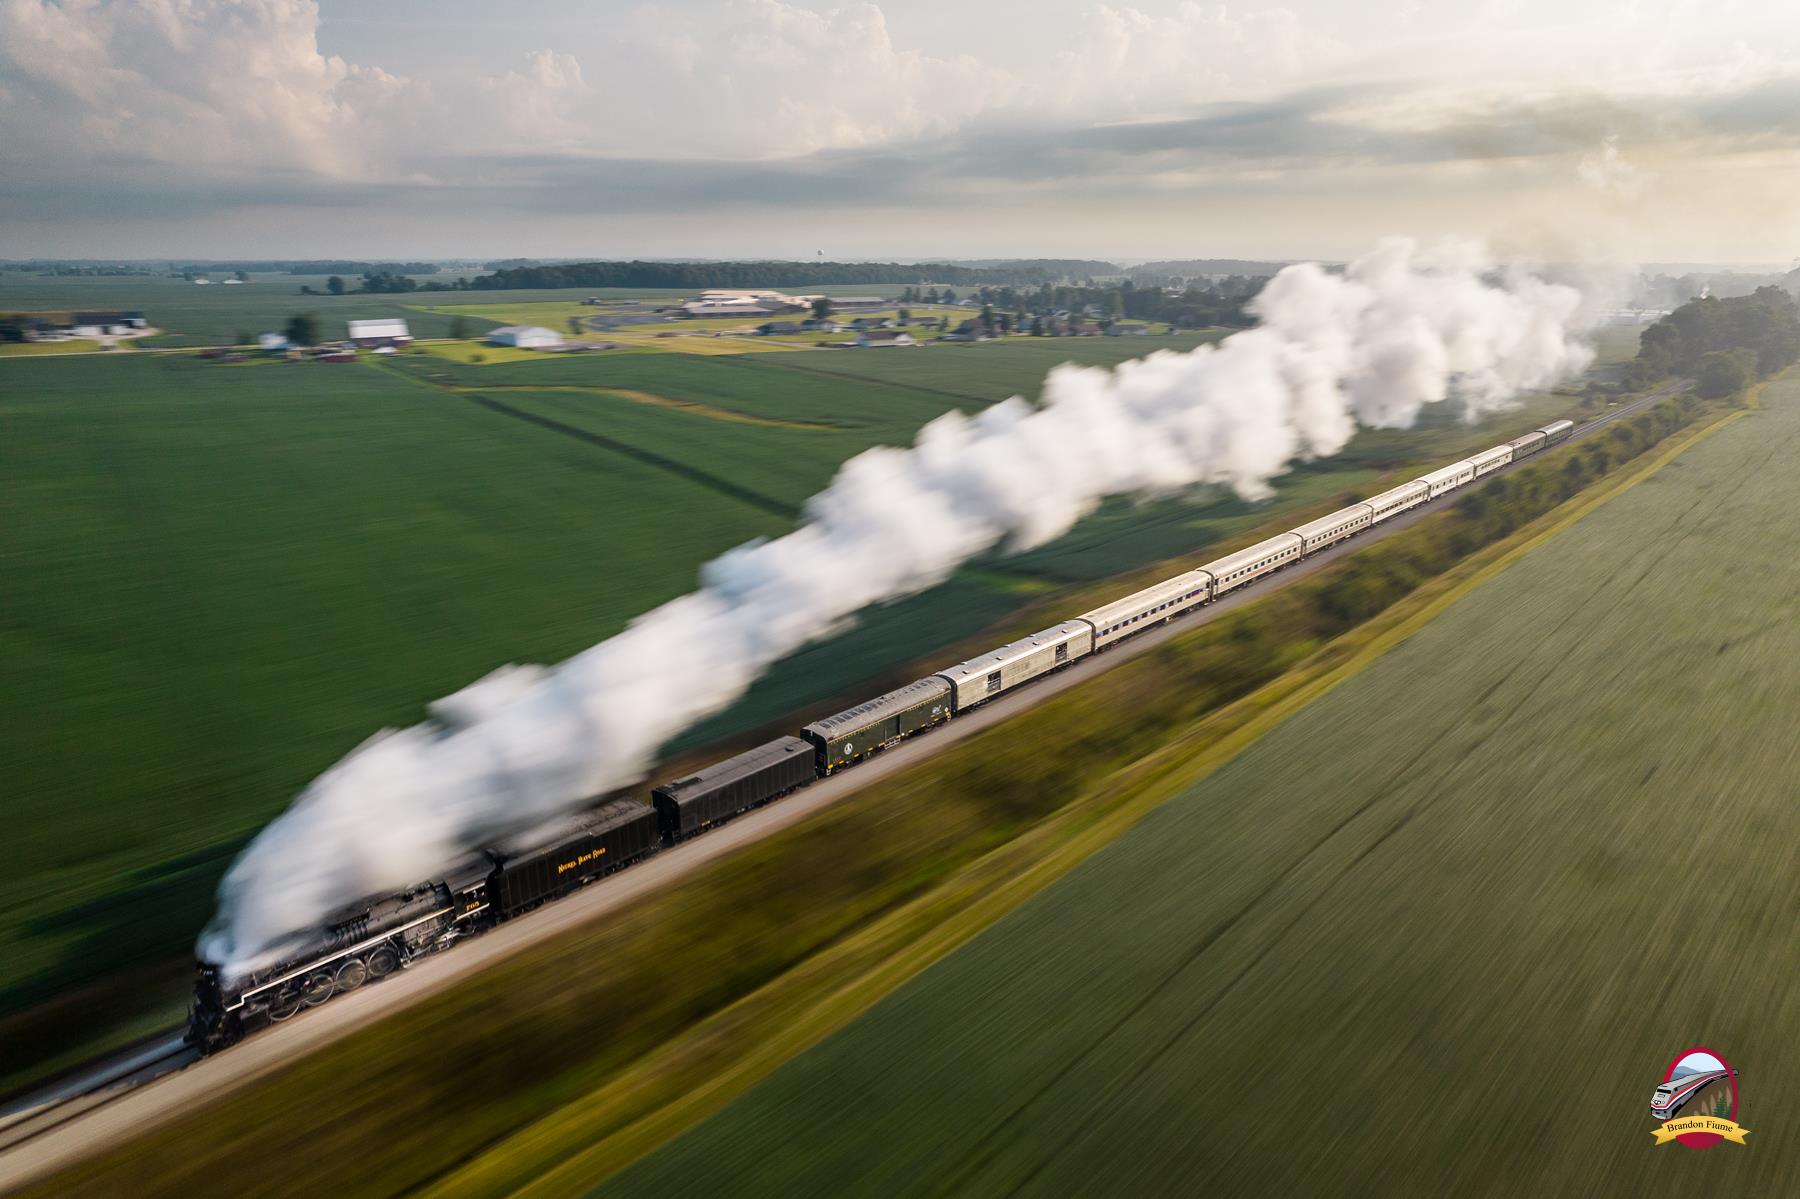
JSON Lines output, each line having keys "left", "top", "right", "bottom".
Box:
{"left": 0, "top": 325, "right": 1612, "bottom": 1089}
{"left": 609, "top": 378, "right": 1800, "bottom": 1198}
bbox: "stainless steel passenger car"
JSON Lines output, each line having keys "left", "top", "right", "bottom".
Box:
{"left": 934, "top": 619, "right": 1094, "bottom": 710}
{"left": 1078, "top": 569, "right": 1215, "bottom": 650}
{"left": 801, "top": 676, "right": 953, "bottom": 772}
{"left": 1290, "top": 503, "right": 1373, "bottom": 553}
{"left": 1469, "top": 444, "right": 1512, "bottom": 477}
{"left": 1507, "top": 429, "right": 1548, "bottom": 457}
{"left": 1202, "top": 532, "right": 1303, "bottom": 596}
{"left": 1540, "top": 418, "right": 1575, "bottom": 445}
{"left": 1419, "top": 460, "right": 1475, "bottom": 499}
{"left": 1364, "top": 479, "right": 1430, "bottom": 523}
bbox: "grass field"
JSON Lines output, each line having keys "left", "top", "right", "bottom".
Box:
{"left": 606, "top": 378, "right": 1799, "bottom": 1197}
{"left": 0, "top": 338, "right": 110, "bottom": 356}
{"left": 0, "top": 325, "right": 1618, "bottom": 1092}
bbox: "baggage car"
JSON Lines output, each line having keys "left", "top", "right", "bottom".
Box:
{"left": 934, "top": 620, "right": 1093, "bottom": 710}
{"left": 801, "top": 677, "right": 952, "bottom": 773}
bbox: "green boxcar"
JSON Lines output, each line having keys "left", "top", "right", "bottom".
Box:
{"left": 800, "top": 677, "right": 954, "bottom": 773}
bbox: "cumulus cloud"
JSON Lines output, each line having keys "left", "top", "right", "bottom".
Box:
{"left": 1056, "top": 3, "right": 1320, "bottom": 113}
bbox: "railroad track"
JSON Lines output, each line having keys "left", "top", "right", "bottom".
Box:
{"left": 0, "top": 1033, "right": 196, "bottom": 1159}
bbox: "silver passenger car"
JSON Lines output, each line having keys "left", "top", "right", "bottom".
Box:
{"left": 1418, "top": 459, "right": 1476, "bottom": 499}
{"left": 1078, "top": 568, "right": 1215, "bottom": 650}
{"left": 1469, "top": 444, "right": 1512, "bottom": 477}
{"left": 1202, "top": 532, "right": 1303, "bottom": 597}
{"left": 1540, "top": 418, "right": 1575, "bottom": 445}
{"left": 934, "top": 619, "right": 1094, "bottom": 711}
{"left": 1290, "top": 503, "right": 1373, "bottom": 554}
{"left": 1365, "top": 479, "right": 1430, "bottom": 523}
{"left": 1507, "top": 428, "right": 1548, "bottom": 457}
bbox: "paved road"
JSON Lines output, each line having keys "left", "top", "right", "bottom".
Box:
{"left": 0, "top": 381, "right": 1687, "bottom": 1191}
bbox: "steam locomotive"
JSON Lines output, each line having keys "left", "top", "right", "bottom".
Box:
{"left": 188, "top": 419, "right": 1573, "bottom": 1052}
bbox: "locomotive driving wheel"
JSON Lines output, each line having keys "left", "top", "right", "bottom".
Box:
{"left": 366, "top": 946, "right": 400, "bottom": 978}
{"left": 267, "top": 986, "right": 304, "bottom": 1022}
{"left": 335, "top": 958, "right": 369, "bottom": 992}
{"left": 300, "top": 970, "right": 336, "bottom": 1006}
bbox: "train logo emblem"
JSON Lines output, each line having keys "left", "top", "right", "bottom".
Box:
{"left": 1651, "top": 1047, "right": 1748, "bottom": 1148}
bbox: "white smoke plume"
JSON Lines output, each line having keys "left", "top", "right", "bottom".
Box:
{"left": 200, "top": 238, "right": 1593, "bottom": 972}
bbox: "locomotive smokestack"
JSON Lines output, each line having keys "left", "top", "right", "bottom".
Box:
{"left": 201, "top": 237, "right": 1594, "bottom": 972}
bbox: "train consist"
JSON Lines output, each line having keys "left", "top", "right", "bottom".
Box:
{"left": 188, "top": 418, "right": 1574, "bottom": 1052}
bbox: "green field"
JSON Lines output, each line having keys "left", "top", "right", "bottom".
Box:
{"left": 607, "top": 380, "right": 1797, "bottom": 1197}
{"left": 0, "top": 324, "right": 1619, "bottom": 1090}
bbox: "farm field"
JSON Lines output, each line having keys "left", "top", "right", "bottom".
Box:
{"left": 607, "top": 376, "right": 1800, "bottom": 1198}
{"left": 0, "top": 326, "right": 1613, "bottom": 1090}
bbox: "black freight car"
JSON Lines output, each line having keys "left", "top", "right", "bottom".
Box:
{"left": 486, "top": 800, "right": 660, "bottom": 916}
{"left": 800, "top": 676, "right": 952, "bottom": 773}
{"left": 652, "top": 736, "right": 815, "bottom": 841}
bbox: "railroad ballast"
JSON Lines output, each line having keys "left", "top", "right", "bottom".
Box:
{"left": 187, "top": 418, "right": 1577, "bottom": 1052}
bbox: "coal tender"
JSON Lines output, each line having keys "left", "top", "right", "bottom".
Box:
{"left": 485, "top": 799, "right": 661, "bottom": 916}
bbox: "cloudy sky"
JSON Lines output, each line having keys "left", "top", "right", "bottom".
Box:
{"left": 2, "top": 0, "right": 1799, "bottom": 263}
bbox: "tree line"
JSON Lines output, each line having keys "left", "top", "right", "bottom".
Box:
{"left": 898, "top": 275, "right": 1267, "bottom": 329}
{"left": 302, "top": 272, "right": 474, "bottom": 296}
{"left": 469, "top": 259, "right": 1108, "bottom": 291}
{"left": 1625, "top": 286, "right": 1800, "bottom": 397}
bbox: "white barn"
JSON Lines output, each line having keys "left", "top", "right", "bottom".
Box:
{"left": 487, "top": 325, "right": 564, "bottom": 349}
{"left": 347, "top": 318, "right": 412, "bottom": 347}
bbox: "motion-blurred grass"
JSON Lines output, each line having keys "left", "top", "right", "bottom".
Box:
{"left": 605, "top": 382, "right": 1798, "bottom": 1198}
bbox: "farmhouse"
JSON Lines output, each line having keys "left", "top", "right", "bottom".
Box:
{"left": 854, "top": 330, "right": 918, "bottom": 348}
{"left": 486, "top": 325, "right": 564, "bottom": 349}
{"left": 346, "top": 318, "right": 412, "bottom": 348}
